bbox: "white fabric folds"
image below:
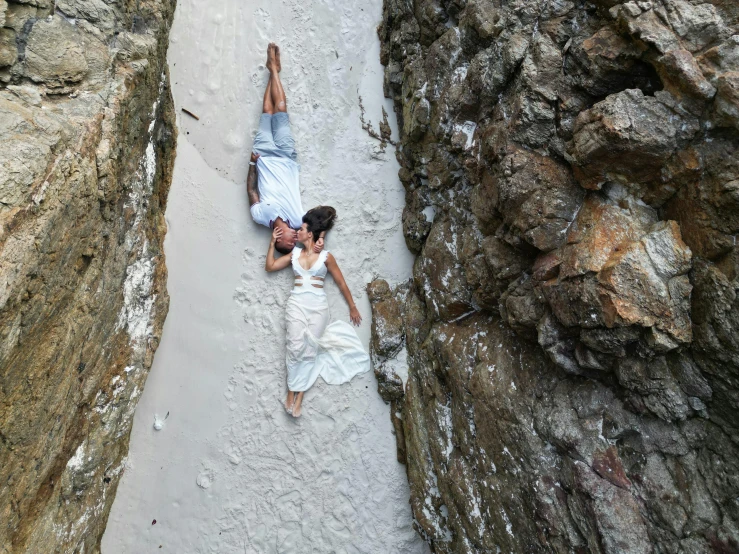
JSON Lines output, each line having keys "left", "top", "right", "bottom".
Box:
{"left": 284, "top": 250, "right": 370, "bottom": 392}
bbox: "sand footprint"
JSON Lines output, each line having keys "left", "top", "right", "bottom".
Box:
{"left": 309, "top": 410, "right": 336, "bottom": 432}
{"left": 275, "top": 490, "right": 303, "bottom": 522}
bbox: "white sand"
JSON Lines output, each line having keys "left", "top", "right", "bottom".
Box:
{"left": 101, "top": 0, "right": 427, "bottom": 552}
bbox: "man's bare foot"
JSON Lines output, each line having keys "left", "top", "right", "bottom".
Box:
{"left": 267, "top": 42, "right": 278, "bottom": 73}
{"left": 275, "top": 44, "right": 282, "bottom": 72}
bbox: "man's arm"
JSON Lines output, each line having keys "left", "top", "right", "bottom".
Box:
{"left": 247, "top": 152, "right": 260, "bottom": 207}
{"left": 313, "top": 230, "right": 326, "bottom": 253}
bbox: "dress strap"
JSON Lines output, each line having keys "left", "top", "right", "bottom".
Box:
{"left": 291, "top": 246, "right": 303, "bottom": 273}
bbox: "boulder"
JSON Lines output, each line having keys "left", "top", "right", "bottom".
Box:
{"left": 23, "top": 16, "right": 89, "bottom": 86}
{"left": 494, "top": 147, "right": 584, "bottom": 252}
{"left": 569, "top": 89, "right": 698, "bottom": 191}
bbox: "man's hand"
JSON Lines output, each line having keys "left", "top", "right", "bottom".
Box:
{"left": 251, "top": 152, "right": 261, "bottom": 164}
{"left": 313, "top": 236, "right": 325, "bottom": 254}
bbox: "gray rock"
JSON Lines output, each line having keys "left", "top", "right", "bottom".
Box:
{"left": 0, "top": 28, "right": 15, "bottom": 68}
{"left": 56, "top": 0, "right": 117, "bottom": 32}
{"left": 714, "top": 71, "right": 739, "bottom": 130}
{"left": 570, "top": 89, "right": 698, "bottom": 190}
{"left": 23, "top": 15, "right": 88, "bottom": 86}
{"left": 11, "top": 0, "right": 51, "bottom": 8}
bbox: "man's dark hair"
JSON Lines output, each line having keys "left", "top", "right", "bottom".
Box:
{"left": 303, "top": 206, "right": 337, "bottom": 242}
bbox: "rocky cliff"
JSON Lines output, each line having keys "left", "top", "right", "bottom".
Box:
{"left": 371, "top": 0, "right": 739, "bottom": 552}
{"left": 0, "top": 1, "right": 176, "bottom": 552}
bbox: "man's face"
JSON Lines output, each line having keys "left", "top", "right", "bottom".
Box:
{"left": 275, "top": 222, "right": 297, "bottom": 251}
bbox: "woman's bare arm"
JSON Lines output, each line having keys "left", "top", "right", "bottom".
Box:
{"left": 265, "top": 227, "right": 293, "bottom": 272}
{"left": 325, "top": 253, "right": 362, "bottom": 325}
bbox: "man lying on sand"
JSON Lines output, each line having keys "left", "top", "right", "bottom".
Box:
{"left": 246, "top": 43, "right": 324, "bottom": 253}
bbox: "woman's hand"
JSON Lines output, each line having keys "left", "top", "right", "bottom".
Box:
{"left": 251, "top": 152, "right": 260, "bottom": 164}
{"left": 265, "top": 226, "right": 293, "bottom": 272}
{"left": 349, "top": 306, "right": 362, "bottom": 326}
{"left": 272, "top": 226, "right": 283, "bottom": 244}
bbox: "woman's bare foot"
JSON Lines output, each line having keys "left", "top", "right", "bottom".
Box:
{"left": 275, "top": 44, "right": 281, "bottom": 72}
{"left": 267, "top": 42, "right": 278, "bottom": 73}
{"left": 284, "top": 391, "right": 295, "bottom": 413}
{"left": 292, "top": 392, "right": 303, "bottom": 418}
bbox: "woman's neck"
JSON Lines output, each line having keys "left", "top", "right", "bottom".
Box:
{"left": 302, "top": 239, "right": 315, "bottom": 253}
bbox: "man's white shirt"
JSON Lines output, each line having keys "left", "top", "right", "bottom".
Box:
{"left": 250, "top": 156, "right": 305, "bottom": 229}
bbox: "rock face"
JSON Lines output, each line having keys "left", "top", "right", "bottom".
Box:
{"left": 373, "top": 0, "right": 739, "bottom": 552}
{"left": 0, "top": 1, "right": 176, "bottom": 552}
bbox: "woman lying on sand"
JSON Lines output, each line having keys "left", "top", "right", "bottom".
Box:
{"left": 265, "top": 206, "right": 370, "bottom": 417}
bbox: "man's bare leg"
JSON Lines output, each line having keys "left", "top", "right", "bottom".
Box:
{"left": 262, "top": 75, "right": 274, "bottom": 114}
{"left": 263, "top": 45, "right": 276, "bottom": 114}
{"left": 267, "top": 42, "right": 287, "bottom": 113}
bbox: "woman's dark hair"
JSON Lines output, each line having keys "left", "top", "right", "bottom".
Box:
{"left": 303, "top": 206, "right": 337, "bottom": 242}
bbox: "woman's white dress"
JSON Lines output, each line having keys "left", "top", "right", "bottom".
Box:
{"left": 285, "top": 247, "right": 370, "bottom": 392}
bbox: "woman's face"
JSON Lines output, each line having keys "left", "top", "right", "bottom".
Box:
{"left": 297, "top": 223, "right": 311, "bottom": 243}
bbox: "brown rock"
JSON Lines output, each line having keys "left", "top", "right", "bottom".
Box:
{"left": 532, "top": 250, "right": 562, "bottom": 282}
{"left": 598, "top": 221, "right": 692, "bottom": 345}
{"left": 568, "top": 25, "right": 656, "bottom": 98}
{"left": 377, "top": 0, "right": 739, "bottom": 550}
{"left": 664, "top": 137, "right": 739, "bottom": 260}
{"left": 559, "top": 192, "right": 656, "bottom": 279}
{"left": 568, "top": 460, "right": 651, "bottom": 554}
{"left": 414, "top": 218, "right": 472, "bottom": 321}
{"left": 656, "top": 48, "right": 717, "bottom": 101}
{"left": 368, "top": 279, "right": 406, "bottom": 358}
{"left": 495, "top": 147, "right": 584, "bottom": 252}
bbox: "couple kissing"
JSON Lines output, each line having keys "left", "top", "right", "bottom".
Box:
{"left": 245, "top": 43, "right": 370, "bottom": 418}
